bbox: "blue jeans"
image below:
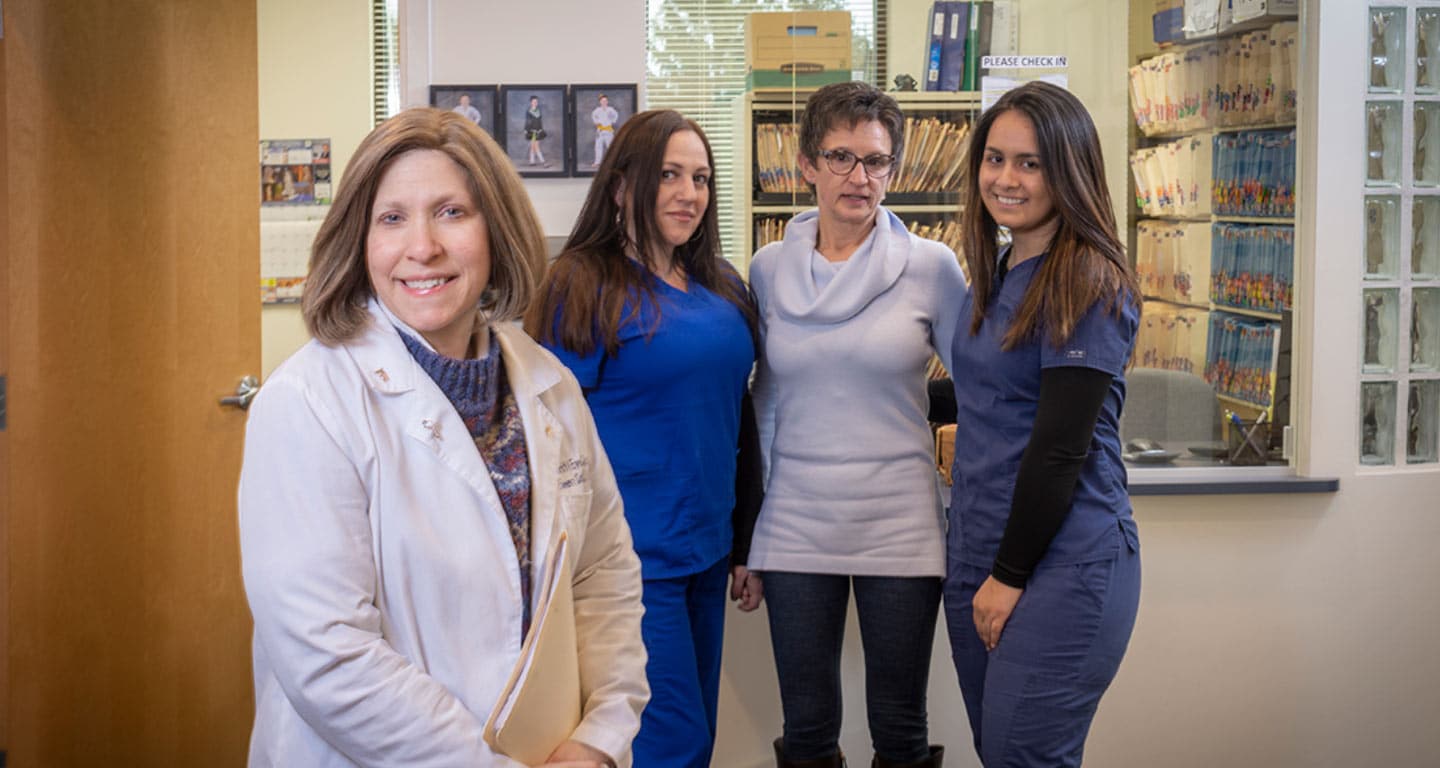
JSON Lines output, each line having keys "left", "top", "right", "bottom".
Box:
{"left": 944, "top": 535, "right": 1140, "bottom": 768}
{"left": 763, "top": 571, "right": 942, "bottom": 762}
{"left": 632, "top": 556, "right": 729, "bottom": 768}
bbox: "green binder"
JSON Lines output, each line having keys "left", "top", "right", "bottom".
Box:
{"left": 961, "top": 1, "right": 981, "bottom": 91}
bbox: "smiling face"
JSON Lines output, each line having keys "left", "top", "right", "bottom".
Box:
{"left": 800, "top": 119, "right": 891, "bottom": 231}
{"left": 365, "top": 149, "right": 491, "bottom": 358}
{"left": 651, "top": 129, "right": 711, "bottom": 253}
{"left": 978, "top": 109, "right": 1059, "bottom": 249}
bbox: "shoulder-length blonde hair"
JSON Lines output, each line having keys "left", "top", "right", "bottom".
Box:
{"left": 302, "top": 107, "right": 546, "bottom": 344}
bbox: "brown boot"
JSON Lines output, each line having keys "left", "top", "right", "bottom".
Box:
{"left": 871, "top": 745, "right": 944, "bottom": 768}
{"left": 774, "top": 737, "right": 848, "bottom": 768}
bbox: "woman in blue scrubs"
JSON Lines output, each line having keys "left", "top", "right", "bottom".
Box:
{"left": 527, "top": 109, "right": 762, "bottom": 768}
{"left": 945, "top": 81, "right": 1142, "bottom": 767}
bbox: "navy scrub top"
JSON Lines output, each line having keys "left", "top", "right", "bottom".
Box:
{"left": 948, "top": 254, "right": 1141, "bottom": 569}
{"left": 545, "top": 273, "right": 755, "bottom": 580}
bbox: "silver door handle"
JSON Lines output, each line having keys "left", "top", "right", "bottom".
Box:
{"left": 220, "top": 375, "right": 260, "bottom": 410}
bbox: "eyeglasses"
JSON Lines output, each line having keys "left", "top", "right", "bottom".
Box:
{"left": 817, "top": 148, "right": 897, "bottom": 179}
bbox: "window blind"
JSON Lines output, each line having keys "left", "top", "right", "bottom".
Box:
{"left": 372, "top": 0, "right": 400, "bottom": 126}
{"left": 645, "top": 0, "right": 884, "bottom": 267}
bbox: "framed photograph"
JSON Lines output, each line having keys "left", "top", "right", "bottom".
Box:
{"left": 569, "top": 84, "right": 637, "bottom": 176}
{"left": 500, "top": 85, "right": 569, "bottom": 178}
{"left": 429, "top": 84, "right": 498, "bottom": 138}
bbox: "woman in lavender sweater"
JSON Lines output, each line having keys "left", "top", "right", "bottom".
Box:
{"left": 748, "top": 81, "right": 966, "bottom": 768}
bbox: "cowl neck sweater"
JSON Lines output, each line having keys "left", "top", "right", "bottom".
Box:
{"left": 768, "top": 208, "right": 912, "bottom": 325}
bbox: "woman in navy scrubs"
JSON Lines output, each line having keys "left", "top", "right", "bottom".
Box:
{"left": 527, "top": 109, "right": 762, "bottom": 768}
{"left": 945, "top": 81, "right": 1142, "bottom": 767}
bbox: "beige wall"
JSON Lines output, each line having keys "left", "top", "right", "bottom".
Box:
{"left": 888, "top": 0, "right": 939, "bottom": 89}
{"left": 257, "top": 0, "right": 372, "bottom": 376}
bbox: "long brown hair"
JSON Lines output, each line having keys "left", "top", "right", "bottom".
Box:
{"left": 525, "top": 110, "right": 756, "bottom": 355}
{"left": 959, "top": 82, "right": 1139, "bottom": 350}
{"left": 303, "top": 108, "right": 545, "bottom": 343}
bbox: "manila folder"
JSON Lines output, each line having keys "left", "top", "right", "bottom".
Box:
{"left": 483, "top": 531, "right": 582, "bottom": 764}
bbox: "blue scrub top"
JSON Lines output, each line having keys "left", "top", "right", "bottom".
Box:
{"left": 545, "top": 274, "right": 755, "bottom": 580}
{"left": 949, "top": 254, "right": 1140, "bottom": 569}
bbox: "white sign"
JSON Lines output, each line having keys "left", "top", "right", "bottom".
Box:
{"left": 980, "top": 74, "right": 1070, "bottom": 112}
{"left": 981, "top": 55, "right": 1069, "bottom": 70}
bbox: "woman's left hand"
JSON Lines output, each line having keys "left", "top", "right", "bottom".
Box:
{"left": 972, "top": 575, "right": 1023, "bottom": 652}
{"left": 730, "top": 565, "right": 764, "bottom": 612}
{"left": 541, "top": 739, "right": 615, "bottom": 768}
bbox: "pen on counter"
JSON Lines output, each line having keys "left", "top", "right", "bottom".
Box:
{"left": 1242, "top": 410, "right": 1269, "bottom": 457}
{"left": 1229, "top": 410, "right": 1267, "bottom": 458}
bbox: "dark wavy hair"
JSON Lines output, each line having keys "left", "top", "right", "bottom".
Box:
{"left": 525, "top": 109, "right": 756, "bottom": 355}
{"left": 959, "top": 81, "right": 1139, "bottom": 351}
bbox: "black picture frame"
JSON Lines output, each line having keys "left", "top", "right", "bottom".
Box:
{"left": 568, "top": 84, "right": 637, "bottom": 177}
{"left": 500, "top": 85, "right": 569, "bottom": 178}
{"left": 429, "top": 84, "right": 498, "bottom": 138}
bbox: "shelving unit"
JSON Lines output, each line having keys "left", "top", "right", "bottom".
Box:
{"left": 1217, "top": 393, "right": 1266, "bottom": 411}
{"left": 735, "top": 89, "right": 981, "bottom": 270}
{"left": 1144, "top": 296, "right": 1209, "bottom": 312}
{"left": 1212, "top": 305, "right": 1284, "bottom": 322}
{"left": 1215, "top": 215, "right": 1295, "bottom": 224}
{"left": 1141, "top": 294, "right": 1286, "bottom": 323}
{"left": 1128, "top": 3, "right": 1301, "bottom": 438}
{"left": 1214, "top": 121, "right": 1300, "bottom": 134}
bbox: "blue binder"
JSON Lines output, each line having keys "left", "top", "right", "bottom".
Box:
{"left": 924, "top": 2, "right": 947, "bottom": 91}
{"left": 939, "top": 2, "right": 969, "bottom": 92}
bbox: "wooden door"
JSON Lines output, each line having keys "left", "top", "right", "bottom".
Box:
{"left": 3, "top": 1, "right": 259, "bottom": 763}
{"left": 0, "top": 2, "right": 10, "bottom": 753}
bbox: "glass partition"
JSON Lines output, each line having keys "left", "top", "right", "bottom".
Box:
{"left": 1126, "top": 0, "right": 1302, "bottom": 471}
{"left": 1363, "top": 0, "right": 1440, "bottom": 466}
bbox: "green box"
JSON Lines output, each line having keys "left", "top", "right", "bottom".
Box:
{"left": 745, "top": 69, "right": 850, "bottom": 92}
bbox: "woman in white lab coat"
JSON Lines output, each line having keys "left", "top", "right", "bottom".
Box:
{"left": 238, "top": 108, "right": 648, "bottom": 768}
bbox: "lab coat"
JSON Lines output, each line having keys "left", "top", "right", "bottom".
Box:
{"left": 239, "top": 301, "right": 648, "bottom": 767}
